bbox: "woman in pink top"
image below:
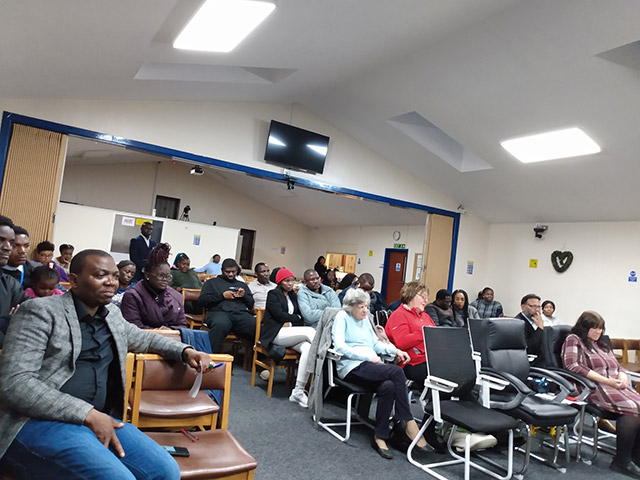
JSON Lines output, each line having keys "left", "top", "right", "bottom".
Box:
{"left": 24, "top": 265, "right": 64, "bottom": 299}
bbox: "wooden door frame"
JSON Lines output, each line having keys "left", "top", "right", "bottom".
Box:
{"left": 380, "top": 248, "right": 408, "bottom": 300}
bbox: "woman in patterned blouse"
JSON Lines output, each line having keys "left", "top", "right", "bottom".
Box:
{"left": 562, "top": 311, "right": 640, "bottom": 478}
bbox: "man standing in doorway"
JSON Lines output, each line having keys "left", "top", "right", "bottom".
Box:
{"left": 129, "top": 222, "right": 156, "bottom": 281}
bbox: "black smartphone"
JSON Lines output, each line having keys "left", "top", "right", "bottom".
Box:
{"left": 162, "top": 445, "right": 190, "bottom": 457}
{"left": 228, "top": 286, "right": 239, "bottom": 292}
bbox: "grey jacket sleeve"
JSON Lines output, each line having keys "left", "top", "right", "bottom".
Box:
{"left": 0, "top": 300, "right": 93, "bottom": 425}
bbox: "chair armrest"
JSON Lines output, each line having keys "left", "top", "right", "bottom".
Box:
{"left": 529, "top": 366, "right": 575, "bottom": 401}
{"left": 480, "top": 367, "right": 532, "bottom": 395}
{"left": 326, "top": 348, "right": 343, "bottom": 360}
{"left": 425, "top": 375, "right": 457, "bottom": 393}
{"left": 627, "top": 371, "right": 640, "bottom": 382}
{"left": 478, "top": 373, "right": 509, "bottom": 391}
{"left": 545, "top": 367, "right": 596, "bottom": 401}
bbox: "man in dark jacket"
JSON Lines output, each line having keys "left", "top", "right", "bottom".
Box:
{"left": 2, "top": 226, "right": 40, "bottom": 290}
{"left": 129, "top": 222, "right": 156, "bottom": 281}
{"left": 424, "top": 289, "right": 454, "bottom": 326}
{"left": 515, "top": 293, "right": 547, "bottom": 366}
{"left": 0, "top": 216, "right": 29, "bottom": 348}
{"left": 198, "top": 258, "right": 256, "bottom": 352}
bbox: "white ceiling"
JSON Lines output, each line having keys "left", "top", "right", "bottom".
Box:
{"left": 2, "top": 0, "right": 640, "bottom": 224}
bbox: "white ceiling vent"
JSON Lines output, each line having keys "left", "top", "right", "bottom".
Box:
{"left": 387, "top": 111, "right": 493, "bottom": 173}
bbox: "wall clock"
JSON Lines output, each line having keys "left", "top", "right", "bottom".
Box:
{"left": 393, "top": 231, "right": 401, "bottom": 241}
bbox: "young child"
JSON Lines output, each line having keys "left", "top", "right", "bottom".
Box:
{"left": 25, "top": 265, "right": 65, "bottom": 299}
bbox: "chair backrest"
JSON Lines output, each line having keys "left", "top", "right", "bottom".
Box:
{"left": 423, "top": 326, "right": 476, "bottom": 398}
{"left": 133, "top": 353, "right": 233, "bottom": 428}
{"left": 182, "top": 288, "right": 202, "bottom": 304}
{"left": 374, "top": 309, "right": 391, "bottom": 328}
{"left": 254, "top": 308, "right": 265, "bottom": 344}
{"left": 469, "top": 318, "right": 530, "bottom": 381}
{"left": 543, "top": 324, "right": 572, "bottom": 368}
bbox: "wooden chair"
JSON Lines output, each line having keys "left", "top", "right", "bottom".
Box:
{"left": 250, "top": 308, "right": 300, "bottom": 397}
{"left": 610, "top": 337, "right": 627, "bottom": 362}
{"left": 145, "top": 429, "right": 257, "bottom": 480}
{"left": 129, "top": 353, "right": 233, "bottom": 430}
{"left": 197, "top": 273, "right": 216, "bottom": 283}
{"left": 182, "top": 288, "right": 205, "bottom": 329}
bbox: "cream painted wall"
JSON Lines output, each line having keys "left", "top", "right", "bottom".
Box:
{"left": 486, "top": 222, "right": 640, "bottom": 338}
{"left": 308, "top": 224, "right": 427, "bottom": 293}
{"left": 60, "top": 161, "right": 312, "bottom": 275}
{"left": 0, "top": 97, "right": 490, "bottom": 287}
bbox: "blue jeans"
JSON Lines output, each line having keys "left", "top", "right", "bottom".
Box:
{"left": 2, "top": 419, "right": 180, "bottom": 480}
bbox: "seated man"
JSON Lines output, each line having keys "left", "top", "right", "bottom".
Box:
{"left": 198, "top": 258, "right": 256, "bottom": 353}
{"left": 515, "top": 293, "right": 547, "bottom": 366}
{"left": 424, "top": 289, "right": 454, "bottom": 326}
{"left": 2, "top": 226, "right": 40, "bottom": 290}
{"left": 0, "top": 249, "right": 214, "bottom": 479}
{"left": 248, "top": 262, "right": 276, "bottom": 310}
{"left": 297, "top": 268, "right": 340, "bottom": 328}
{"left": 0, "top": 216, "right": 29, "bottom": 347}
{"left": 195, "top": 253, "right": 222, "bottom": 276}
{"left": 338, "top": 273, "right": 387, "bottom": 315}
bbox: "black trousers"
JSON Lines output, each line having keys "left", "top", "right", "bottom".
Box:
{"left": 206, "top": 310, "right": 256, "bottom": 353}
{"left": 345, "top": 361, "right": 412, "bottom": 440}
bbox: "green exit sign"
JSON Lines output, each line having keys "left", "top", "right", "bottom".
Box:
{"left": 394, "top": 243, "right": 406, "bottom": 248}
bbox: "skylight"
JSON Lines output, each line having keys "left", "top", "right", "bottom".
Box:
{"left": 500, "top": 127, "right": 600, "bottom": 163}
{"left": 173, "top": 0, "right": 275, "bottom": 53}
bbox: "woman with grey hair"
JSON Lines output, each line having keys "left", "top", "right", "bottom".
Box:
{"left": 332, "top": 288, "right": 428, "bottom": 459}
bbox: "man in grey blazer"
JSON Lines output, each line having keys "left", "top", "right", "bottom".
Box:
{"left": 0, "top": 249, "right": 215, "bottom": 479}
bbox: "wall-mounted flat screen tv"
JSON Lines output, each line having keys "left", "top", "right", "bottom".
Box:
{"left": 264, "top": 120, "right": 329, "bottom": 174}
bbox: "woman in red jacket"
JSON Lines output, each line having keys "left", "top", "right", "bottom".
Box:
{"left": 384, "top": 281, "right": 435, "bottom": 385}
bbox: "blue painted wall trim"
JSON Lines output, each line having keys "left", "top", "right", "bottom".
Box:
{"left": 0, "top": 110, "right": 460, "bottom": 290}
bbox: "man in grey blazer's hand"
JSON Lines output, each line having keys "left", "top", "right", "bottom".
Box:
{"left": 0, "top": 249, "right": 215, "bottom": 479}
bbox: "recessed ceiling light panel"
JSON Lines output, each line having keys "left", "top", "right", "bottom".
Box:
{"left": 501, "top": 127, "right": 600, "bottom": 163}
{"left": 174, "top": 0, "right": 275, "bottom": 53}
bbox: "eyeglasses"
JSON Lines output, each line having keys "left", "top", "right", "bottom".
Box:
{"left": 148, "top": 273, "right": 172, "bottom": 281}
{"left": 417, "top": 292, "right": 429, "bottom": 300}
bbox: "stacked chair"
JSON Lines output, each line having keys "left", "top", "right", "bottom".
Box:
{"left": 468, "top": 318, "right": 579, "bottom": 476}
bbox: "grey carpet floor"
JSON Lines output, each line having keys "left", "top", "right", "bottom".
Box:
{"left": 226, "top": 361, "right": 628, "bottom": 480}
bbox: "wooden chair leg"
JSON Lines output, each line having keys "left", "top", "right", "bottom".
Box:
{"left": 266, "top": 361, "right": 275, "bottom": 398}
{"left": 250, "top": 349, "right": 258, "bottom": 387}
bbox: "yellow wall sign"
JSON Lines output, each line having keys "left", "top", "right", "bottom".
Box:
{"left": 529, "top": 259, "right": 538, "bottom": 268}
{"left": 368, "top": 250, "right": 373, "bottom": 257}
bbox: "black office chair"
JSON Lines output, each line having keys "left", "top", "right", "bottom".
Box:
{"left": 408, "top": 326, "right": 519, "bottom": 480}
{"left": 469, "top": 318, "right": 579, "bottom": 475}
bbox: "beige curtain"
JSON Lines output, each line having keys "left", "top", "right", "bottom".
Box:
{"left": 0, "top": 124, "right": 67, "bottom": 247}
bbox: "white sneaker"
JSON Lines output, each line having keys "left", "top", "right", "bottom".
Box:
{"left": 289, "top": 389, "right": 308, "bottom": 408}
{"left": 259, "top": 370, "right": 270, "bottom": 381}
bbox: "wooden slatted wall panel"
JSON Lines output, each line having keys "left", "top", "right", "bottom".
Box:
{"left": 0, "top": 124, "right": 67, "bottom": 247}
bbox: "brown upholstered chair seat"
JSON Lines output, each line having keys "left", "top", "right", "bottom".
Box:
{"left": 134, "top": 390, "right": 220, "bottom": 418}
{"left": 146, "top": 430, "right": 257, "bottom": 480}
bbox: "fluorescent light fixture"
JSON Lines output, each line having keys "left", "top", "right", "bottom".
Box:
{"left": 501, "top": 127, "right": 600, "bottom": 163}
{"left": 307, "top": 144, "right": 328, "bottom": 156}
{"left": 174, "top": 0, "right": 275, "bottom": 53}
{"left": 268, "top": 135, "right": 285, "bottom": 147}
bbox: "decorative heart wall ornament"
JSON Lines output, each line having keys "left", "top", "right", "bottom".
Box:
{"left": 551, "top": 250, "right": 573, "bottom": 273}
